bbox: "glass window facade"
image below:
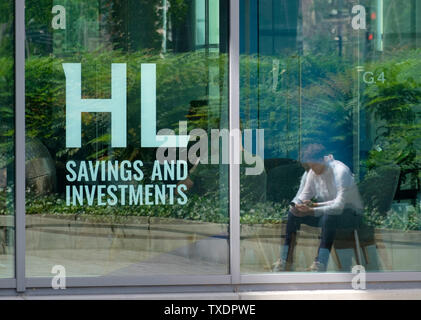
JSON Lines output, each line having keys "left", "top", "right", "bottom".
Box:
{"left": 2, "top": 0, "right": 421, "bottom": 292}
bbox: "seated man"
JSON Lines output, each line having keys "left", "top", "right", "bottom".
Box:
{"left": 273, "top": 144, "right": 363, "bottom": 272}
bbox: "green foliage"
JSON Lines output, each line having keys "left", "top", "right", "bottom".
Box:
{"left": 241, "top": 48, "right": 421, "bottom": 173}
{"left": 168, "top": 0, "right": 189, "bottom": 28}
{"left": 240, "top": 201, "right": 288, "bottom": 225}
{"left": 0, "top": 0, "right": 13, "bottom": 56}
{"left": 0, "top": 56, "right": 14, "bottom": 167}
{"left": 25, "top": 190, "right": 289, "bottom": 225}
{"left": 240, "top": 52, "right": 355, "bottom": 159}
{"left": 0, "top": 187, "right": 14, "bottom": 216}
{"left": 23, "top": 48, "right": 421, "bottom": 229}
{"left": 363, "top": 51, "right": 421, "bottom": 171}
{"left": 26, "top": 0, "right": 165, "bottom": 55}
{"left": 364, "top": 207, "right": 421, "bottom": 231}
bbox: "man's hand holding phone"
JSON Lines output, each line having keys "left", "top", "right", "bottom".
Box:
{"left": 292, "top": 202, "right": 315, "bottom": 217}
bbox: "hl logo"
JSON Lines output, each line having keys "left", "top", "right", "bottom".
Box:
{"left": 63, "top": 63, "right": 190, "bottom": 149}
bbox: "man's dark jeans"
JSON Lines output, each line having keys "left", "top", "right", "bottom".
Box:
{"left": 282, "top": 209, "right": 362, "bottom": 268}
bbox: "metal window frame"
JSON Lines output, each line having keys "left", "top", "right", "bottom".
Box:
{"left": 26, "top": 275, "right": 231, "bottom": 288}
{"left": 0, "top": 279, "right": 16, "bottom": 289}
{"left": 7, "top": 0, "right": 421, "bottom": 294}
{"left": 229, "top": 0, "right": 241, "bottom": 287}
{"left": 15, "top": 0, "right": 26, "bottom": 293}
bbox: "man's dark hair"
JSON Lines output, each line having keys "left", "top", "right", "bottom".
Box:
{"left": 301, "top": 143, "right": 326, "bottom": 163}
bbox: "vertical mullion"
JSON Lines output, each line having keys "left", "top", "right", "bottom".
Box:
{"left": 229, "top": 0, "right": 240, "bottom": 285}
{"left": 15, "top": 0, "right": 26, "bottom": 293}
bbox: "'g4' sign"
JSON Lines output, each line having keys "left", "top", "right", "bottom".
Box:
{"left": 63, "top": 63, "right": 190, "bottom": 149}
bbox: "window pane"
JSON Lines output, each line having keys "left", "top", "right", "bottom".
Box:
{"left": 240, "top": 0, "right": 421, "bottom": 273}
{"left": 25, "top": 0, "right": 229, "bottom": 278}
{"left": 0, "top": 0, "right": 15, "bottom": 279}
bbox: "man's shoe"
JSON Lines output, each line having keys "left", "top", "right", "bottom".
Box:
{"left": 272, "top": 259, "right": 287, "bottom": 272}
{"left": 306, "top": 260, "right": 326, "bottom": 272}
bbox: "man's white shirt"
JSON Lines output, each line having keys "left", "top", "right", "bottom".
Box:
{"left": 297, "top": 157, "right": 363, "bottom": 217}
